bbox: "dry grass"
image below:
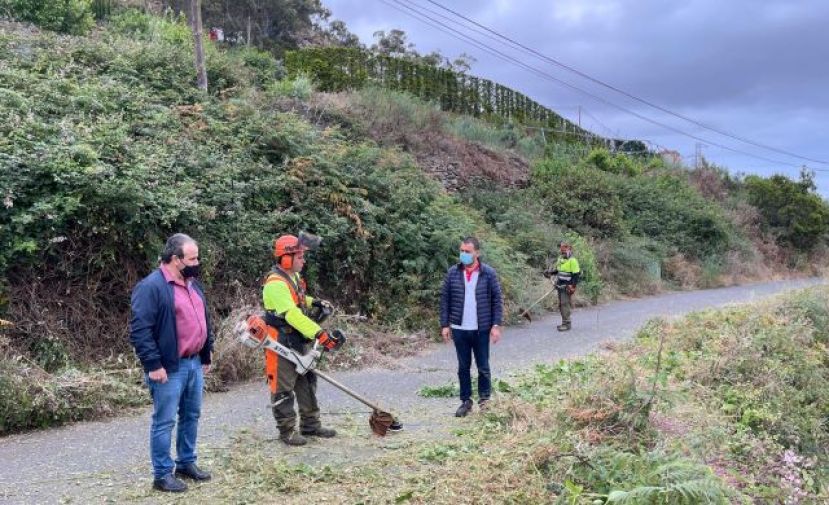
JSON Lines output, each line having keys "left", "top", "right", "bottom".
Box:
{"left": 114, "top": 288, "right": 829, "bottom": 504}
{"left": 309, "top": 88, "right": 530, "bottom": 192}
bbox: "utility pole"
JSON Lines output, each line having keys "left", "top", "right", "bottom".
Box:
{"left": 188, "top": 0, "right": 208, "bottom": 92}
{"left": 694, "top": 142, "right": 707, "bottom": 169}
{"left": 577, "top": 105, "right": 581, "bottom": 128}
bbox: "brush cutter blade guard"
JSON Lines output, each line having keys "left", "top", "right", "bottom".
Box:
{"left": 369, "top": 410, "right": 397, "bottom": 436}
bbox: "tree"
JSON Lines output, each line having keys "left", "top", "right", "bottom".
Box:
{"left": 167, "top": 0, "right": 331, "bottom": 52}
{"left": 371, "top": 29, "right": 415, "bottom": 58}
{"left": 370, "top": 29, "right": 474, "bottom": 72}
{"left": 186, "top": 0, "right": 208, "bottom": 91}
{"left": 324, "top": 19, "right": 360, "bottom": 48}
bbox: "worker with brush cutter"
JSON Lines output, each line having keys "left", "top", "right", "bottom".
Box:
{"left": 544, "top": 241, "right": 581, "bottom": 331}
{"left": 262, "top": 232, "right": 343, "bottom": 446}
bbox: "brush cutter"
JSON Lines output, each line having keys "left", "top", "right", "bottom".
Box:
{"left": 234, "top": 314, "right": 403, "bottom": 436}
{"left": 517, "top": 286, "right": 558, "bottom": 322}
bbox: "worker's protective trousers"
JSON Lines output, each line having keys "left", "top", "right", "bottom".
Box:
{"left": 268, "top": 343, "right": 321, "bottom": 436}
{"left": 557, "top": 286, "right": 572, "bottom": 325}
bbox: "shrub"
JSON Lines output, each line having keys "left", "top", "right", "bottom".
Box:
{"left": 744, "top": 172, "right": 829, "bottom": 251}
{"left": 584, "top": 148, "right": 643, "bottom": 176}
{"left": 532, "top": 162, "right": 627, "bottom": 238}
{"left": 3, "top": 0, "right": 95, "bottom": 35}
{"left": 268, "top": 74, "right": 314, "bottom": 101}
{"left": 597, "top": 237, "right": 664, "bottom": 296}
{"left": 616, "top": 172, "right": 733, "bottom": 258}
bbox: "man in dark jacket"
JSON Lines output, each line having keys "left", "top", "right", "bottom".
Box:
{"left": 130, "top": 234, "right": 213, "bottom": 493}
{"left": 440, "top": 236, "right": 503, "bottom": 417}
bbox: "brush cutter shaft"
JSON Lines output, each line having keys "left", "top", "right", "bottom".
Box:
{"left": 313, "top": 370, "right": 386, "bottom": 413}
{"left": 519, "top": 287, "right": 557, "bottom": 318}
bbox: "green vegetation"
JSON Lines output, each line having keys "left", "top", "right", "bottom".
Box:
{"left": 1, "top": 5, "right": 827, "bottom": 434}
{"left": 0, "top": 0, "right": 96, "bottom": 35}
{"left": 0, "top": 9, "right": 534, "bottom": 433}
{"left": 286, "top": 46, "right": 591, "bottom": 140}
{"left": 745, "top": 170, "right": 829, "bottom": 251}
{"left": 123, "top": 287, "right": 829, "bottom": 503}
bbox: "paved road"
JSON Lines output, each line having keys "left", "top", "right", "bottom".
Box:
{"left": 0, "top": 278, "right": 822, "bottom": 503}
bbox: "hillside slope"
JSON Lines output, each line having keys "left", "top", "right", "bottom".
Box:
{"left": 0, "top": 9, "right": 827, "bottom": 433}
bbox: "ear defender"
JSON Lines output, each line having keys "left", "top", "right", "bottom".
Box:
{"left": 279, "top": 254, "right": 293, "bottom": 270}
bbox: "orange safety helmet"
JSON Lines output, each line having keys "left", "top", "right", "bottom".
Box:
{"left": 274, "top": 232, "right": 321, "bottom": 270}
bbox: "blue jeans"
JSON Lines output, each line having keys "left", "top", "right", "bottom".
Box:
{"left": 145, "top": 355, "right": 204, "bottom": 479}
{"left": 451, "top": 328, "right": 491, "bottom": 402}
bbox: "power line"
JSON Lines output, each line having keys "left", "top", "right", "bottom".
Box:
{"left": 378, "top": 0, "right": 826, "bottom": 171}
{"left": 420, "top": 0, "right": 829, "bottom": 166}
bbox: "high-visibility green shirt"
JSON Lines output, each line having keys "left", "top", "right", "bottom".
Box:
{"left": 555, "top": 257, "right": 580, "bottom": 273}
{"left": 262, "top": 271, "right": 319, "bottom": 340}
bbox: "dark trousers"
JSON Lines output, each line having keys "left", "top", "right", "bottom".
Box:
{"left": 558, "top": 287, "right": 572, "bottom": 324}
{"left": 271, "top": 352, "right": 321, "bottom": 435}
{"left": 451, "top": 328, "right": 491, "bottom": 402}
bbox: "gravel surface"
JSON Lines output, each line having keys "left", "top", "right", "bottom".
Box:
{"left": 0, "top": 278, "right": 822, "bottom": 504}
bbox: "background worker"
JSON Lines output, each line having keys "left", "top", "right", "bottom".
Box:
{"left": 440, "top": 236, "right": 503, "bottom": 417}
{"left": 262, "top": 232, "right": 343, "bottom": 446}
{"left": 544, "top": 241, "right": 581, "bottom": 331}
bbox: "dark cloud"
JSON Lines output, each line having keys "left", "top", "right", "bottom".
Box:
{"left": 324, "top": 0, "right": 829, "bottom": 194}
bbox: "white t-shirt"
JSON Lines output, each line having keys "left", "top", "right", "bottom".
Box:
{"left": 451, "top": 269, "right": 479, "bottom": 331}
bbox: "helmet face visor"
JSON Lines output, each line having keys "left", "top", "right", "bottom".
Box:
{"left": 297, "top": 231, "right": 322, "bottom": 252}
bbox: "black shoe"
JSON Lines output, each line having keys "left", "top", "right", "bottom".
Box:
{"left": 455, "top": 399, "right": 473, "bottom": 417}
{"left": 280, "top": 431, "right": 308, "bottom": 446}
{"left": 557, "top": 323, "right": 571, "bottom": 332}
{"left": 175, "top": 463, "right": 211, "bottom": 481}
{"left": 478, "top": 398, "right": 490, "bottom": 411}
{"left": 301, "top": 426, "right": 337, "bottom": 438}
{"left": 153, "top": 474, "right": 188, "bottom": 493}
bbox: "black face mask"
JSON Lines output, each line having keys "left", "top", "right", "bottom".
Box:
{"left": 180, "top": 264, "right": 200, "bottom": 279}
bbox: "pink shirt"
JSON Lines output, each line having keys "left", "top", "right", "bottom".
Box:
{"left": 161, "top": 265, "right": 208, "bottom": 358}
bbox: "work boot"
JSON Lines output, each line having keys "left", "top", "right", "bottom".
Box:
{"left": 175, "top": 463, "right": 211, "bottom": 481}
{"left": 455, "top": 399, "right": 473, "bottom": 417}
{"left": 301, "top": 426, "right": 337, "bottom": 438}
{"left": 557, "top": 322, "right": 571, "bottom": 332}
{"left": 478, "top": 398, "right": 490, "bottom": 411}
{"left": 153, "top": 474, "right": 188, "bottom": 493}
{"left": 280, "top": 430, "right": 308, "bottom": 446}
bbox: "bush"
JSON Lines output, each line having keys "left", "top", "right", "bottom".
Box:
{"left": 268, "top": 74, "right": 314, "bottom": 101}
{"left": 598, "top": 237, "right": 664, "bottom": 296}
{"left": 0, "top": 24, "right": 535, "bottom": 363}
{"left": 3, "top": 0, "right": 95, "bottom": 35}
{"left": 744, "top": 172, "right": 829, "bottom": 251}
{"left": 109, "top": 8, "right": 190, "bottom": 45}
{"left": 584, "top": 148, "right": 644, "bottom": 176}
{"left": 0, "top": 356, "right": 147, "bottom": 433}
{"left": 532, "top": 162, "right": 627, "bottom": 238}
{"left": 617, "top": 172, "right": 733, "bottom": 258}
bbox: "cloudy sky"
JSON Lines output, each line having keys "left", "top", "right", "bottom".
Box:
{"left": 322, "top": 0, "right": 829, "bottom": 194}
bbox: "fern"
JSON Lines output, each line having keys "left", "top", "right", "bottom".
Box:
{"left": 607, "top": 478, "right": 728, "bottom": 504}
{"left": 606, "top": 460, "right": 730, "bottom": 505}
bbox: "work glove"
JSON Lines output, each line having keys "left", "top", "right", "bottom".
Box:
{"left": 542, "top": 269, "right": 557, "bottom": 279}
{"left": 566, "top": 285, "right": 576, "bottom": 296}
{"left": 315, "top": 328, "right": 346, "bottom": 351}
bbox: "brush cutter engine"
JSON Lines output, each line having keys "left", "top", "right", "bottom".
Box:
{"left": 236, "top": 315, "right": 320, "bottom": 374}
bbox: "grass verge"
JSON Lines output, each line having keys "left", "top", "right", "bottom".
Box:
{"left": 119, "top": 286, "right": 828, "bottom": 504}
